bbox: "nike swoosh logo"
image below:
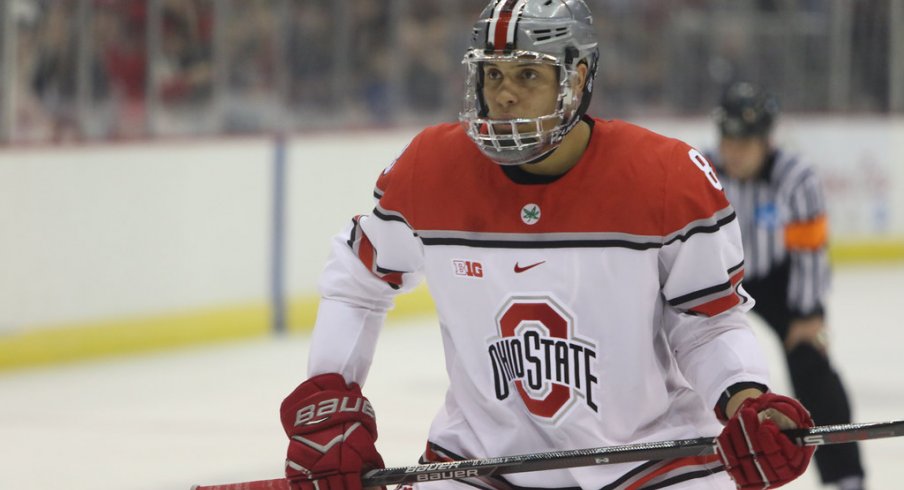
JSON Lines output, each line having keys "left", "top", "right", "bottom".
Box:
{"left": 514, "top": 261, "right": 546, "bottom": 273}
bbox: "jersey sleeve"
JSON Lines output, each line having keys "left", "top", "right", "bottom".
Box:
{"left": 307, "top": 135, "right": 426, "bottom": 385}
{"left": 781, "top": 164, "right": 830, "bottom": 317}
{"left": 658, "top": 143, "right": 751, "bottom": 318}
{"left": 657, "top": 142, "right": 770, "bottom": 411}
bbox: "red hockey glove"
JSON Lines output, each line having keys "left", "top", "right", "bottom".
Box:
{"left": 280, "top": 373, "right": 384, "bottom": 490}
{"left": 716, "top": 393, "right": 815, "bottom": 489}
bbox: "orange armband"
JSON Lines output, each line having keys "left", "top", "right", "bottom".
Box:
{"left": 784, "top": 214, "right": 828, "bottom": 251}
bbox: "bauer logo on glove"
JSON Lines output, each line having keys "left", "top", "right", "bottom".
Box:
{"left": 295, "top": 397, "right": 376, "bottom": 426}
{"left": 280, "top": 373, "right": 385, "bottom": 490}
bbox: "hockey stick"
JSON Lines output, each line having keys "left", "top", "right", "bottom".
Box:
{"left": 191, "top": 419, "right": 904, "bottom": 489}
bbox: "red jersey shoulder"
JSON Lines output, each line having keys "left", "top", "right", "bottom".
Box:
{"left": 589, "top": 119, "right": 686, "bottom": 180}
{"left": 374, "top": 122, "right": 479, "bottom": 226}
{"left": 589, "top": 119, "right": 731, "bottom": 232}
{"left": 594, "top": 119, "right": 677, "bottom": 149}
{"left": 660, "top": 135, "right": 732, "bottom": 231}
{"left": 598, "top": 119, "right": 726, "bottom": 198}
{"left": 375, "top": 122, "right": 471, "bottom": 195}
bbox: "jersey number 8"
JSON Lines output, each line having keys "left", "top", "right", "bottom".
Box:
{"left": 688, "top": 149, "right": 723, "bottom": 191}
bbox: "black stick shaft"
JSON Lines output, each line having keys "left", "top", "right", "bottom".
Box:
{"left": 190, "top": 420, "right": 904, "bottom": 489}
{"left": 361, "top": 420, "right": 904, "bottom": 486}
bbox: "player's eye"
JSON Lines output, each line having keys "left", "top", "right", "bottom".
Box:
{"left": 521, "top": 69, "right": 539, "bottom": 80}
{"left": 485, "top": 68, "right": 502, "bottom": 80}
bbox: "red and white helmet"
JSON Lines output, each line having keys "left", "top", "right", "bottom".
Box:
{"left": 460, "top": 0, "right": 599, "bottom": 165}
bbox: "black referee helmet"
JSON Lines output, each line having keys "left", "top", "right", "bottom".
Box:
{"left": 714, "top": 82, "right": 779, "bottom": 138}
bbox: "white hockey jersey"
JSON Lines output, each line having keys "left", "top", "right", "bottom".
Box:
{"left": 307, "top": 118, "right": 770, "bottom": 489}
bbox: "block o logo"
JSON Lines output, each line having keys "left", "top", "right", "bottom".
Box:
{"left": 487, "top": 297, "right": 599, "bottom": 422}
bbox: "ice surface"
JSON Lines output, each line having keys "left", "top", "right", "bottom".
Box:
{"left": 1, "top": 263, "right": 901, "bottom": 489}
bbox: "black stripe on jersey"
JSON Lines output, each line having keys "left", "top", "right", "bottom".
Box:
{"left": 421, "top": 236, "right": 663, "bottom": 249}
{"left": 344, "top": 215, "right": 404, "bottom": 290}
{"left": 662, "top": 211, "right": 737, "bottom": 246}
{"left": 345, "top": 216, "right": 361, "bottom": 249}
{"left": 667, "top": 260, "right": 744, "bottom": 307}
{"left": 372, "top": 206, "right": 411, "bottom": 225}
{"left": 375, "top": 264, "right": 405, "bottom": 275}
{"left": 599, "top": 460, "right": 660, "bottom": 489}
{"left": 370, "top": 208, "right": 422, "bottom": 238}
{"left": 418, "top": 214, "right": 737, "bottom": 250}
{"left": 668, "top": 280, "right": 731, "bottom": 307}
{"left": 643, "top": 467, "right": 726, "bottom": 489}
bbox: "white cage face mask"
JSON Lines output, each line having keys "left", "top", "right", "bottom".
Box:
{"left": 459, "top": 50, "right": 583, "bottom": 166}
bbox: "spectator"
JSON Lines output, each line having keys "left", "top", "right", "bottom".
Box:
{"left": 288, "top": 0, "right": 333, "bottom": 116}
{"left": 29, "top": 1, "right": 79, "bottom": 141}
{"left": 97, "top": 0, "right": 148, "bottom": 139}
{"left": 157, "top": 0, "right": 213, "bottom": 109}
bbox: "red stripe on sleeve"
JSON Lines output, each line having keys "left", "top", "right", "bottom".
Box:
{"left": 626, "top": 455, "right": 722, "bottom": 490}
{"left": 689, "top": 269, "right": 745, "bottom": 317}
{"left": 381, "top": 270, "right": 404, "bottom": 288}
{"left": 354, "top": 226, "right": 403, "bottom": 288}
{"left": 356, "top": 230, "right": 376, "bottom": 272}
{"left": 690, "top": 295, "right": 741, "bottom": 317}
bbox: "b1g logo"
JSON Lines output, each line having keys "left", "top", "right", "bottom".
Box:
{"left": 487, "top": 296, "right": 599, "bottom": 422}
{"left": 453, "top": 260, "right": 484, "bottom": 278}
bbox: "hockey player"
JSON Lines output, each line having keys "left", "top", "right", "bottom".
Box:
{"left": 707, "top": 82, "right": 866, "bottom": 490}
{"left": 280, "top": 2, "right": 815, "bottom": 489}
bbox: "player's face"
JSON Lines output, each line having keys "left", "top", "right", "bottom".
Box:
{"left": 482, "top": 61, "right": 559, "bottom": 130}
{"left": 719, "top": 136, "right": 769, "bottom": 180}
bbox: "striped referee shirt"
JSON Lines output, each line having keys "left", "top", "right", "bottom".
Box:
{"left": 706, "top": 149, "right": 831, "bottom": 317}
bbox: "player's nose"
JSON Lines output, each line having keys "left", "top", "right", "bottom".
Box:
{"left": 493, "top": 81, "right": 519, "bottom": 109}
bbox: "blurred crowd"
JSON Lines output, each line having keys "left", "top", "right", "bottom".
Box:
{"left": 0, "top": 0, "right": 898, "bottom": 144}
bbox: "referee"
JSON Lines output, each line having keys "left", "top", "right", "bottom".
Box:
{"left": 707, "top": 82, "right": 866, "bottom": 490}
